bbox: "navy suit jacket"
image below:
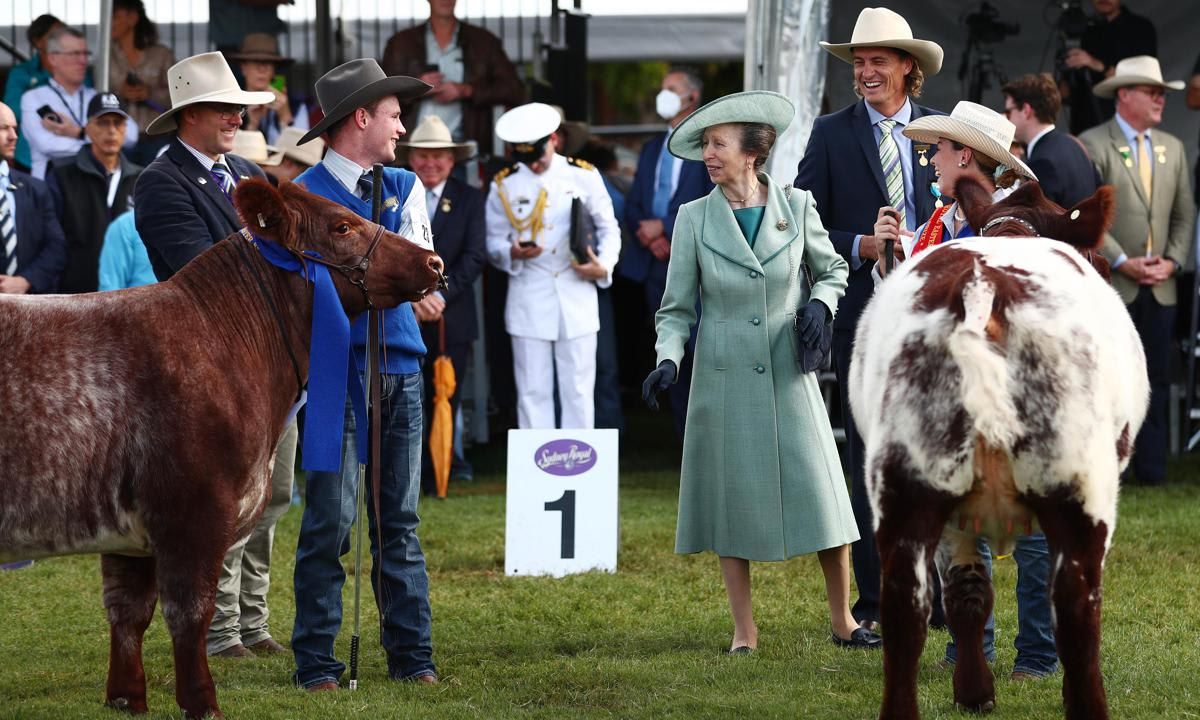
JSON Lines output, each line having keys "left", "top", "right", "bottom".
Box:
{"left": 622, "top": 131, "right": 714, "bottom": 283}
{"left": 422, "top": 175, "right": 487, "bottom": 346}
{"left": 134, "top": 137, "right": 266, "bottom": 280}
{"left": 1026, "top": 129, "right": 1101, "bottom": 209}
{"left": 794, "top": 100, "right": 943, "bottom": 332}
{"left": 8, "top": 168, "right": 66, "bottom": 293}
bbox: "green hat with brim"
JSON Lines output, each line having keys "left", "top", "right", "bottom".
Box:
{"left": 667, "top": 91, "right": 795, "bottom": 162}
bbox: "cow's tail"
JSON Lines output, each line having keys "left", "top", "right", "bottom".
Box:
{"left": 946, "top": 261, "right": 1021, "bottom": 449}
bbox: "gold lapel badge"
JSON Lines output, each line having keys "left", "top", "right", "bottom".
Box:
{"left": 383, "top": 196, "right": 400, "bottom": 212}
{"left": 776, "top": 218, "right": 789, "bottom": 231}
{"left": 441, "top": 197, "right": 452, "bottom": 214}
{"left": 1155, "top": 145, "right": 1167, "bottom": 164}
{"left": 916, "top": 145, "right": 930, "bottom": 166}
{"left": 1119, "top": 146, "right": 1133, "bottom": 168}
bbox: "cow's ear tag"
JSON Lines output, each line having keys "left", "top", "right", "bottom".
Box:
{"left": 257, "top": 212, "right": 268, "bottom": 228}
{"left": 1070, "top": 209, "right": 1080, "bottom": 221}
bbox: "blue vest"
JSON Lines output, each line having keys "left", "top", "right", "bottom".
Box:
{"left": 297, "top": 163, "right": 426, "bottom": 374}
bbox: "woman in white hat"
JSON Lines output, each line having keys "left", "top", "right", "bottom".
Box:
{"left": 643, "top": 91, "right": 874, "bottom": 652}
{"left": 873, "top": 101, "right": 1038, "bottom": 272}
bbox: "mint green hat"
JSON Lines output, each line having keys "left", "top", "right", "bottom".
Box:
{"left": 667, "top": 90, "right": 795, "bottom": 162}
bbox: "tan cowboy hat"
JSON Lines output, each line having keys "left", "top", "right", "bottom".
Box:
{"left": 395, "top": 115, "right": 477, "bottom": 165}
{"left": 225, "top": 33, "right": 293, "bottom": 65}
{"left": 233, "top": 129, "right": 279, "bottom": 166}
{"left": 267, "top": 126, "right": 325, "bottom": 168}
{"left": 298, "top": 59, "right": 430, "bottom": 145}
{"left": 820, "top": 7, "right": 944, "bottom": 76}
{"left": 903, "top": 101, "right": 1037, "bottom": 181}
{"left": 1092, "top": 55, "right": 1184, "bottom": 99}
{"left": 146, "top": 52, "right": 276, "bottom": 135}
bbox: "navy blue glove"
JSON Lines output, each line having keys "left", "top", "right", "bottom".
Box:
{"left": 795, "top": 301, "right": 830, "bottom": 349}
{"left": 642, "top": 360, "right": 677, "bottom": 411}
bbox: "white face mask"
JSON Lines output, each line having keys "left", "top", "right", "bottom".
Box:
{"left": 655, "top": 89, "right": 684, "bottom": 120}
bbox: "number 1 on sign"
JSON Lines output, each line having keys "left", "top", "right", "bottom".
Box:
{"left": 544, "top": 490, "right": 576, "bottom": 559}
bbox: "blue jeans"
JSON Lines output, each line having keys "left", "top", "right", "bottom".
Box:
{"left": 291, "top": 372, "right": 435, "bottom": 687}
{"left": 944, "top": 533, "right": 1058, "bottom": 676}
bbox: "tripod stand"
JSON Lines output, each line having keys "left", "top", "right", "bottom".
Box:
{"left": 959, "top": 38, "right": 1008, "bottom": 104}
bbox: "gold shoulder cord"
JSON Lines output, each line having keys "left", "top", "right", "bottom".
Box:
{"left": 496, "top": 180, "right": 549, "bottom": 246}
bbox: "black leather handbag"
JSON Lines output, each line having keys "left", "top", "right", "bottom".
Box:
{"left": 569, "top": 197, "right": 597, "bottom": 263}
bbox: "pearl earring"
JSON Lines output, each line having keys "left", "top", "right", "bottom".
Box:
{"left": 957, "top": 159, "right": 968, "bottom": 168}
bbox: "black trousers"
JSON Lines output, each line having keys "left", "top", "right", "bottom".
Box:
{"left": 833, "top": 328, "right": 881, "bottom": 623}
{"left": 1127, "top": 286, "right": 1175, "bottom": 485}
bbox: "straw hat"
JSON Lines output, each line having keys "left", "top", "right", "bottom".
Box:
{"left": 1092, "top": 55, "right": 1184, "bottom": 99}
{"left": 395, "top": 116, "right": 477, "bottom": 165}
{"left": 225, "top": 33, "right": 293, "bottom": 65}
{"left": 299, "top": 59, "right": 430, "bottom": 145}
{"left": 267, "top": 127, "right": 325, "bottom": 168}
{"left": 232, "top": 129, "right": 279, "bottom": 166}
{"left": 146, "top": 52, "right": 276, "bottom": 135}
{"left": 820, "top": 7, "right": 944, "bottom": 76}
{"left": 667, "top": 91, "right": 795, "bottom": 162}
{"left": 902, "top": 101, "right": 1036, "bottom": 181}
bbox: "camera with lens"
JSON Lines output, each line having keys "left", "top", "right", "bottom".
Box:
{"left": 963, "top": 1, "right": 1020, "bottom": 45}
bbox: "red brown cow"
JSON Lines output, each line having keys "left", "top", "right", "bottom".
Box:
{"left": 849, "top": 179, "right": 1147, "bottom": 720}
{"left": 0, "top": 179, "right": 443, "bottom": 718}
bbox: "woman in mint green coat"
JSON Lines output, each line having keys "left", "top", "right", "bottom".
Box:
{"left": 643, "top": 92, "right": 878, "bottom": 653}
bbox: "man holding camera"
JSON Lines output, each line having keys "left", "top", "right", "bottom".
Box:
{"left": 1062, "top": 0, "right": 1158, "bottom": 134}
{"left": 484, "top": 102, "right": 620, "bottom": 429}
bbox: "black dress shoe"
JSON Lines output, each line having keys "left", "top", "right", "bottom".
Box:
{"left": 859, "top": 620, "right": 881, "bottom": 634}
{"left": 832, "top": 627, "right": 883, "bottom": 649}
{"left": 726, "top": 646, "right": 755, "bottom": 656}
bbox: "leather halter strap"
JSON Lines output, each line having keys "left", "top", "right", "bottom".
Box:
{"left": 299, "top": 223, "right": 388, "bottom": 308}
{"left": 980, "top": 215, "right": 1039, "bottom": 237}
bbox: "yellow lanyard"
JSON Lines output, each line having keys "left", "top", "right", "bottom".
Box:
{"left": 497, "top": 181, "right": 548, "bottom": 245}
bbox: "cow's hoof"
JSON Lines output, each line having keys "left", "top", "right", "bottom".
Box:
{"left": 105, "top": 697, "right": 148, "bottom": 714}
{"left": 954, "top": 699, "right": 996, "bottom": 714}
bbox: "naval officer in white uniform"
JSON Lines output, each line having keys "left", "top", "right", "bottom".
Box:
{"left": 485, "top": 102, "right": 621, "bottom": 429}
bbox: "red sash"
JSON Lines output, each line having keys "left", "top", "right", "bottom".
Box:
{"left": 911, "top": 204, "right": 953, "bottom": 257}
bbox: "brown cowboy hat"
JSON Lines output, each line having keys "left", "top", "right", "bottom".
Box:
{"left": 225, "top": 33, "right": 293, "bottom": 65}
{"left": 298, "top": 59, "right": 431, "bottom": 146}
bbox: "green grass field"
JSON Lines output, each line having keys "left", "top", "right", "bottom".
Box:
{"left": 2, "top": 412, "right": 1199, "bottom": 719}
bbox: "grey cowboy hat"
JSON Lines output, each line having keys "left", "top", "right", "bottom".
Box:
{"left": 667, "top": 90, "right": 795, "bottom": 161}
{"left": 298, "top": 59, "right": 431, "bottom": 145}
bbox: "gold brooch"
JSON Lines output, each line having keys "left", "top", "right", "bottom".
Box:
{"left": 383, "top": 196, "right": 399, "bottom": 211}
{"left": 441, "top": 197, "right": 452, "bottom": 214}
{"left": 776, "top": 218, "right": 789, "bottom": 231}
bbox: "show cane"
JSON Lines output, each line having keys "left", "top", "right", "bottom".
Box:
{"left": 348, "top": 163, "right": 385, "bottom": 690}
{"left": 883, "top": 208, "right": 898, "bottom": 276}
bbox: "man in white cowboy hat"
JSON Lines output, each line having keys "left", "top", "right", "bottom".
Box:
{"left": 288, "top": 58, "right": 440, "bottom": 691}
{"left": 263, "top": 126, "right": 324, "bottom": 184}
{"left": 1081, "top": 55, "right": 1195, "bottom": 487}
{"left": 794, "top": 6, "right": 945, "bottom": 633}
{"left": 133, "top": 51, "right": 274, "bottom": 280}
{"left": 131, "top": 52, "right": 292, "bottom": 661}
{"left": 227, "top": 33, "right": 310, "bottom": 146}
{"left": 396, "top": 115, "right": 486, "bottom": 494}
{"left": 485, "top": 101, "right": 620, "bottom": 430}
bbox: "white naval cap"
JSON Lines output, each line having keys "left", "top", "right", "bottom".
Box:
{"left": 495, "top": 102, "right": 562, "bottom": 144}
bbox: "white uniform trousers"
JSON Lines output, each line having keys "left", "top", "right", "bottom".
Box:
{"left": 511, "top": 332, "right": 598, "bottom": 429}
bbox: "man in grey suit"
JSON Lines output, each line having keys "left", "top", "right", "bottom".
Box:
{"left": 1081, "top": 55, "right": 1196, "bottom": 485}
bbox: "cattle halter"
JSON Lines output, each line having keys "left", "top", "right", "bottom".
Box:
{"left": 980, "top": 215, "right": 1038, "bottom": 237}
{"left": 299, "top": 223, "right": 389, "bottom": 308}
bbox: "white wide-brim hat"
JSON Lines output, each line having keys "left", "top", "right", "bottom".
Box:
{"left": 267, "top": 127, "right": 325, "bottom": 168}
{"left": 146, "top": 52, "right": 276, "bottom": 135}
{"left": 1092, "top": 55, "right": 1185, "bottom": 99}
{"left": 903, "top": 101, "right": 1037, "bottom": 181}
{"left": 395, "top": 115, "right": 477, "bottom": 164}
{"left": 232, "top": 129, "right": 280, "bottom": 166}
{"left": 820, "top": 7, "right": 944, "bottom": 76}
{"left": 667, "top": 91, "right": 795, "bottom": 162}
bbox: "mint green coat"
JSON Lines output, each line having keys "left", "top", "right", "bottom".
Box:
{"left": 655, "top": 176, "right": 857, "bottom": 560}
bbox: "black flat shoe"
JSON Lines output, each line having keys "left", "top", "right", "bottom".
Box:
{"left": 831, "top": 627, "right": 882, "bottom": 649}
{"left": 726, "top": 646, "right": 755, "bottom": 656}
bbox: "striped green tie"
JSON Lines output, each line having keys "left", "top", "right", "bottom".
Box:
{"left": 877, "top": 119, "right": 906, "bottom": 227}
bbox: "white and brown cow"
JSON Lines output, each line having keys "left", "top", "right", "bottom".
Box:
{"left": 849, "top": 179, "right": 1147, "bottom": 720}
{"left": 0, "top": 179, "right": 444, "bottom": 718}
